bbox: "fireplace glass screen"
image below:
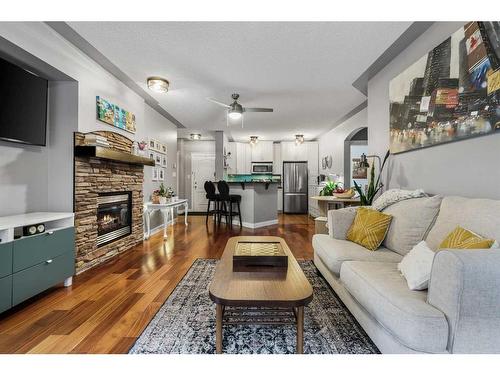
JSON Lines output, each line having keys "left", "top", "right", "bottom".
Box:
{"left": 96, "top": 192, "right": 131, "bottom": 247}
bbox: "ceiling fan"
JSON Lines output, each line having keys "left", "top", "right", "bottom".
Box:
{"left": 207, "top": 93, "right": 273, "bottom": 127}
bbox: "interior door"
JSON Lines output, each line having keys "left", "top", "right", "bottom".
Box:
{"left": 191, "top": 154, "right": 215, "bottom": 211}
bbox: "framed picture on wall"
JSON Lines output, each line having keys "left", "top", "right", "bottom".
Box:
{"left": 352, "top": 158, "right": 368, "bottom": 179}
{"left": 155, "top": 141, "right": 163, "bottom": 152}
{"left": 152, "top": 167, "right": 159, "bottom": 181}
{"left": 158, "top": 168, "right": 165, "bottom": 181}
{"left": 149, "top": 139, "right": 156, "bottom": 150}
{"left": 155, "top": 153, "right": 162, "bottom": 165}
{"left": 161, "top": 155, "right": 167, "bottom": 167}
{"left": 96, "top": 96, "right": 136, "bottom": 134}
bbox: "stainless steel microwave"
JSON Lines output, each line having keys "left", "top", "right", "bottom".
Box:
{"left": 251, "top": 162, "right": 273, "bottom": 174}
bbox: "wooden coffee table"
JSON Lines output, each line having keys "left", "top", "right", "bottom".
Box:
{"left": 209, "top": 236, "right": 313, "bottom": 354}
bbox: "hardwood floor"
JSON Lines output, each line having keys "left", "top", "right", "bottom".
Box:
{"left": 0, "top": 214, "right": 315, "bottom": 354}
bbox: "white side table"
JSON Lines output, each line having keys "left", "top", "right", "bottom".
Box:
{"left": 144, "top": 199, "right": 189, "bottom": 240}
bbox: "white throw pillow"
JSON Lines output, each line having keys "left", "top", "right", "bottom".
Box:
{"left": 397, "top": 241, "right": 435, "bottom": 291}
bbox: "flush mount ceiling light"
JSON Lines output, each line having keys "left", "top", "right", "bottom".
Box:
{"left": 295, "top": 134, "right": 304, "bottom": 145}
{"left": 250, "top": 136, "right": 259, "bottom": 145}
{"left": 190, "top": 133, "right": 202, "bottom": 141}
{"left": 147, "top": 77, "right": 169, "bottom": 93}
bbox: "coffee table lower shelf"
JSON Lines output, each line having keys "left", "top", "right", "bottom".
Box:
{"left": 215, "top": 304, "right": 305, "bottom": 354}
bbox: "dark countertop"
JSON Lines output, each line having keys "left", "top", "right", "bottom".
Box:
{"left": 224, "top": 174, "right": 281, "bottom": 184}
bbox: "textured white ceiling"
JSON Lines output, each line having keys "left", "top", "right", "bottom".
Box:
{"left": 69, "top": 22, "right": 411, "bottom": 142}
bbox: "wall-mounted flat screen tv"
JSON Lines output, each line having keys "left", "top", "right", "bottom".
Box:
{"left": 0, "top": 57, "right": 48, "bottom": 146}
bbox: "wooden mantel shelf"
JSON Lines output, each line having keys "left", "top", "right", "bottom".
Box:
{"left": 74, "top": 145, "right": 155, "bottom": 166}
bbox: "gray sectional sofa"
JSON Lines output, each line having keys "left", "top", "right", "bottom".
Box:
{"left": 312, "top": 195, "right": 500, "bottom": 354}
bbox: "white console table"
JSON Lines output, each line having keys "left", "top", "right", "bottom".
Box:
{"left": 143, "top": 199, "right": 189, "bottom": 240}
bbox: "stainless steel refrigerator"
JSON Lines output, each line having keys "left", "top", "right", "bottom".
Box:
{"left": 283, "top": 161, "right": 308, "bottom": 214}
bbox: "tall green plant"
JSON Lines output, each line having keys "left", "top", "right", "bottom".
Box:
{"left": 353, "top": 150, "right": 390, "bottom": 205}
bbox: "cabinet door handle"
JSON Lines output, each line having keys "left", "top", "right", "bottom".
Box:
{"left": 45, "top": 259, "right": 53, "bottom": 264}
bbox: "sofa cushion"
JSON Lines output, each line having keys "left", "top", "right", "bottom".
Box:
{"left": 328, "top": 207, "right": 357, "bottom": 240}
{"left": 346, "top": 207, "right": 393, "bottom": 251}
{"left": 426, "top": 196, "right": 500, "bottom": 250}
{"left": 398, "top": 241, "right": 435, "bottom": 290}
{"left": 312, "top": 234, "right": 402, "bottom": 276}
{"left": 439, "top": 226, "right": 495, "bottom": 249}
{"left": 382, "top": 195, "right": 442, "bottom": 256}
{"left": 341, "top": 261, "right": 448, "bottom": 353}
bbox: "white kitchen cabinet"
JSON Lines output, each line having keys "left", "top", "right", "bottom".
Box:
{"left": 250, "top": 140, "right": 273, "bottom": 162}
{"left": 280, "top": 141, "right": 318, "bottom": 183}
{"left": 295, "top": 142, "right": 308, "bottom": 161}
{"left": 236, "top": 142, "right": 246, "bottom": 174}
{"left": 250, "top": 143, "right": 261, "bottom": 162}
{"left": 244, "top": 143, "right": 252, "bottom": 173}
{"left": 280, "top": 142, "right": 294, "bottom": 161}
{"left": 281, "top": 141, "right": 307, "bottom": 161}
{"left": 273, "top": 143, "right": 282, "bottom": 176}
{"left": 307, "top": 142, "right": 319, "bottom": 184}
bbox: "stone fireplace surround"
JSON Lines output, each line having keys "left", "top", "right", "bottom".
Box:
{"left": 74, "top": 131, "right": 144, "bottom": 274}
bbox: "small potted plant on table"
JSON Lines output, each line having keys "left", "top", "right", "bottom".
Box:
{"left": 152, "top": 183, "right": 175, "bottom": 204}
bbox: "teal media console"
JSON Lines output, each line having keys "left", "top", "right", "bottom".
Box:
{"left": 0, "top": 213, "right": 75, "bottom": 314}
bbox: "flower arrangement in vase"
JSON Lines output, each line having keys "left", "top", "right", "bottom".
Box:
{"left": 152, "top": 183, "right": 175, "bottom": 204}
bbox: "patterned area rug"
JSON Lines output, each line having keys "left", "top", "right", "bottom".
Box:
{"left": 129, "top": 259, "right": 379, "bottom": 354}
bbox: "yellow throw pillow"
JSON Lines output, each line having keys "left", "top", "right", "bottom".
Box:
{"left": 439, "top": 226, "right": 495, "bottom": 249}
{"left": 346, "top": 207, "right": 393, "bottom": 251}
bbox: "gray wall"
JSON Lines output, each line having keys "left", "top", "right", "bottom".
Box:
{"left": 368, "top": 22, "right": 500, "bottom": 199}
{"left": 318, "top": 108, "right": 367, "bottom": 183}
{"left": 47, "top": 81, "right": 79, "bottom": 212}
{"left": 0, "top": 23, "right": 180, "bottom": 232}
{"left": 0, "top": 81, "right": 78, "bottom": 217}
{"left": 138, "top": 104, "right": 178, "bottom": 230}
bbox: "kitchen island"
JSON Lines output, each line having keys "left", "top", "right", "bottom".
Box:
{"left": 223, "top": 174, "right": 281, "bottom": 228}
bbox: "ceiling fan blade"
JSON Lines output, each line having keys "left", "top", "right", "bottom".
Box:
{"left": 243, "top": 107, "right": 274, "bottom": 112}
{"left": 207, "top": 98, "right": 230, "bottom": 108}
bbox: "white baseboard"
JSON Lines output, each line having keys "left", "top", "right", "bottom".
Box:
{"left": 220, "top": 217, "right": 278, "bottom": 229}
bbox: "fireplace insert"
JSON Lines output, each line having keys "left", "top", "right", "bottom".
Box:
{"left": 96, "top": 192, "right": 132, "bottom": 247}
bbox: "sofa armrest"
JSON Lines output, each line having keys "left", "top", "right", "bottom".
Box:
{"left": 427, "top": 249, "right": 500, "bottom": 353}
{"left": 327, "top": 207, "right": 357, "bottom": 240}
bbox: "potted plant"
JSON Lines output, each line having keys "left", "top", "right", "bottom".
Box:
{"left": 319, "top": 179, "right": 338, "bottom": 196}
{"left": 152, "top": 184, "right": 175, "bottom": 204}
{"left": 158, "top": 183, "right": 168, "bottom": 204}
{"left": 353, "top": 150, "right": 390, "bottom": 205}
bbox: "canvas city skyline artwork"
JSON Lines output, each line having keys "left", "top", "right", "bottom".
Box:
{"left": 389, "top": 22, "right": 500, "bottom": 154}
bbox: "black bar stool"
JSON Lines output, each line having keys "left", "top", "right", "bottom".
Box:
{"left": 204, "top": 181, "right": 221, "bottom": 225}
{"left": 217, "top": 180, "right": 242, "bottom": 228}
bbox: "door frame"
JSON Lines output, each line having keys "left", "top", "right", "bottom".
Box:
{"left": 191, "top": 153, "right": 215, "bottom": 211}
